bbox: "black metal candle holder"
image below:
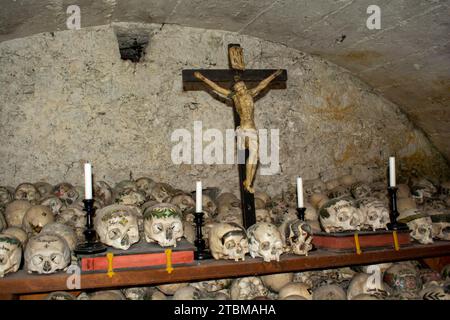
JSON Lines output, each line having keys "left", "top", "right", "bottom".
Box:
{"left": 296, "top": 207, "right": 306, "bottom": 221}
{"left": 74, "top": 199, "right": 107, "bottom": 255}
{"left": 386, "top": 187, "right": 408, "bottom": 231}
{"left": 194, "top": 211, "right": 211, "bottom": 260}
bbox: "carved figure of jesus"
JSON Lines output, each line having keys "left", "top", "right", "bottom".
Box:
{"left": 193, "top": 69, "right": 282, "bottom": 193}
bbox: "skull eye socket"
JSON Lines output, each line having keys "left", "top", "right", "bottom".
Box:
{"left": 337, "top": 213, "right": 349, "bottom": 222}
{"left": 108, "top": 228, "right": 121, "bottom": 240}
{"left": 261, "top": 241, "right": 270, "bottom": 251}
{"left": 152, "top": 223, "right": 163, "bottom": 234}
{"left": 51, "top": 254, "right": 62, "bottom": 264}
{"left": 418, "top": 227, "right": 427, "bottom": 234}
{"left": 171, "top": 221, "right": 182, "bottom": 232}
{"left": 32, "top": 255, "right": 44, "bottom": 265}
{"left": 225, "top": 240, "right": 236, "bottom": 249}
{"left": 67, "top": 191, "right": 76, "bottom": 198}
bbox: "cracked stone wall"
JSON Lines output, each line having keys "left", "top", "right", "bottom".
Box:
{"left": 0, "top": 23, "right": 448, "bottom": 195}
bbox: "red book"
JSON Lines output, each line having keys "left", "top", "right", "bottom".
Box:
{"left": 78, "top": 239, "right": 195, "bottom": 272}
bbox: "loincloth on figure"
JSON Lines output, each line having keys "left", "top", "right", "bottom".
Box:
{"left": 236, "top": 126, "right": 259, "bottom": 164}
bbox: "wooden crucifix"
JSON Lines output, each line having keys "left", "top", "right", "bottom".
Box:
{"left": 182, "top": 44, "right": 287, "bottom": 229}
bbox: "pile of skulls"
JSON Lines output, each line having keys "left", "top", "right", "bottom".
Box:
{"left": 42, "top": 261, "right": 450, "bottom": 300}
{"left": 273, "top": 174, "right": 450, "bottom": 245}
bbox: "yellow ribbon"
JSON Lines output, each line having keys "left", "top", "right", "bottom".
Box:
{"left": 354, "top": 233, "right": 362, "bottom": 255}
{"left": 392, "top": 230, "right": 400, "bottom": 251}
{"left": 106, "top": 252, "right": 115, "bottom": 278}
{"left": 165, "top": 249, "right": 174, "bottom": 274}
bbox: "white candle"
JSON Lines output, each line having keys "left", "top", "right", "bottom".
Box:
{"left": 84, "top": 163, "right": 93, "bottom": 199}
{"left": 297, "top": 177, "right": 304, "bottom": 208}
{"left": 389, "top": 157, "right": 396, "bottom": 187}
{"left": 196, "top": 181, "right": 202, "bottom": 213}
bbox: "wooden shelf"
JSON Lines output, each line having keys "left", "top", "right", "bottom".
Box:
{"left": 1, "top": 241, "right": 450, "bottom": 299}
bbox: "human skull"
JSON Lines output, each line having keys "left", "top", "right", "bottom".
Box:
{"left": 135, "top": 177, "right": 156, "bottom": 199}
{"left": 53, "top": 182, "right": 79, "bottom": 206}
{"left": 347, "top": 273, "right": 390, "bottom": 300}
{"left": 95, "top": 204, "right": 140, "bottom": 250}
{"left": 383, "top": 263, "right": 422, "bottom": 299}
{"left": 350, "top": 182, "right": 372, "bottom": 200}
{"left": 122, "top": 287, "right": 149, "bottom": 300}
{"left": 143, "top": 203, "right": 183, "bottom": 247}
{"left": 411, "top": 178, "right": 437, "bottom": 203}
{"left": 255, "top": 209, "right": 272, "bottom": 223}
{"left": 247, "top": 222, "right": 283, "bottom": 262}
{"left": 310, "top": 193, "right": 329, "bottom": 210}
{"left": 173, "top": 286, "right": 203, "bottom": 300}
{"left": 398, "top": 209, "right": 433, "bottom": 244}
{"left": 420, "top": 281, "right": 450, "bottom": 300}
{"left": 216, "top": 193, "right": 240, "bottom": 208}
{"left": 41, "top": 222, "right": 77, "bottom": 251}
{"left": 170, "top": 194, "right": 195, "bottom": 214}
{"left": 254, "top": 191, "right": 271, "bottom": 208}
{"left": 319, "top": 197, "right": 362, "bottom": 233}
{"left": 94, "top": 181, "right": 114, "bottom": 206}
{"left": 328, "top": 186, "right": 351, "bottom": 199}
{"left": 0, "top": 186, "right": 13, "bottom": 208}
{"left": 0, "top": 234, "right": 22, "bottom": 277}
{"left": 358, "top": 198, "right": 389, "bottom": 231}
{"left": 34, "top": 182, "right": 53, "bottom": 198}
{"left": 14, "top": 183, "right": 41, "bottom": 204}
{"left": 202, "top": 194, "right": 217, "bottom": 216}
{"left": 191, "top": 279, "right": 232, "bottom": 292}
{"left": 22, "top": 205, "right": 55, "bottom": 236}
{"left": 57, "top": 207, "right": 86, "bottom": 230}
{"left": 157, "top": 282, "right": 189, "bottom": 295}
{"left": 304, "top": 179, "right": 327, "bottom": 199}
{"left": 230, "top": 277, "right": 268, "bottom": 300}
{"left": 113, "top": 180, "right": 146, "bottom": 207}
{"left": 278, "top": 282, "right": 312, "bottom": 300}
{"left": 24, "top": 233, "right": 70, "bottom": 274}
{"left": 313, "top": 284, "right": 347, "bottom": 300}
{"left": 208, "top": 222, "right": 249, "bottom": 261}
{"left": 260, "top": 273, "right": 293, "bottom": 293}
{"left": 430, "top": 213, "right": 450, "bottom": 241}
{"left": 149, "top": 183, "right": 176, "bottom": 203}
{"left": 44, "top": 291, "right": 76, "bottom": 300}
{"left": 279, "top": 219, "right": 313, "bottom": 256}
{"left": 4, "top": 200, "right": 32, "bottom": 228}
{"left": 216, "top": 209, "right": 244, "bottom": 227}
{"left": 2, "top": 227, "right": 28, "bottom": 247}
{"left": 39, "top": 195, "right": 65, "bottom": 216}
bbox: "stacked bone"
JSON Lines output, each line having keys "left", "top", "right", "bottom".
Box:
{"left": 42, "top": 261, "right": 450, "bottom": 301}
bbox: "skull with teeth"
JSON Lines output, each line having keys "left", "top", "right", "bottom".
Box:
{"left": 398, "top": 209, "right": 433, "bottom": 244}
{"left": 230, "top": 277, "right": 269, "bottom": 300}
{"left": 94, "top": 181, "right": 114, "bottom": 206}
{"left": 0, "top": 186, "right": 13, "bottom": 209}
{"left": 4, "top": 200, "right": 32, "bottom": 228}
{"left": 34, "top": 182, "right": 53, "bottom": 198}
{"left": 247, "top": 222, "right": 283, "bottom": 262}
{"left": 208, "top": 222, "right": 249, "bottom": 261}
{"left": 279, "top": 219, "right": 313, "bottom": 256}
{"left": 53, "top": 183, "right": 79, "bottom": 206}
{"left": 39, "top": 195, "right": 65, "bottom": 216}
{"left": 24, "top": 233, "right": 71, "bottom": 274}
{"left": 22, "top": 205, "right": 55, "bottom": 236}
{"left": 358, "top": 198, "right": 389, "bottom": 231}
{"left": 319, "top": 197, "right": 362, "bottom": 233}
{"left": 95, "top": 204, "right": 140, "bottom": 250}
{"left": 135, "top": 177, "right": 156, "bottom": 200}
{"left": 15, "top": 183, "right": 41, "bottom": 204}
{"left": 143, "top": 203, "right": 183, "bottom": 247}
{"left": 350, "top": 182, "right": 372, "bottom": 200}
{"left": 170, "top": 194, "right": 196, "bottom": 214}
{"left": 0, "top": 234, "right": 22, "bottom": 277}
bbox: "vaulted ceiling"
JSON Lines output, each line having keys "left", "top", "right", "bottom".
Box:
{"left": 1, "top": 0, "right": 449, "bottom": 162}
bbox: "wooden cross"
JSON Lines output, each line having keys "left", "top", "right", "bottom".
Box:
{"left": 182, "top": 44, "right": 287, "bottom": 229}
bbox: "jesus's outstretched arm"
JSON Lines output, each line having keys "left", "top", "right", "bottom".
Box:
{"left": 249, "top": 69, "right": 283, "bottom": 97}
{"left": 194, "top": 72, "right": 232, "bottom": 97}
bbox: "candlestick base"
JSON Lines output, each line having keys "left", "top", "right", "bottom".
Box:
{"left": 296, "top": 207, "right": 306, "bottom": 221}
{"left": 387, "top": 187, "right": 409, "bottom": 231}
{"left": 386, "top": 221, "right": 409, "bottom": 231}
{"left": 74, "top": 241, "right": 107, "bottom": 255}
